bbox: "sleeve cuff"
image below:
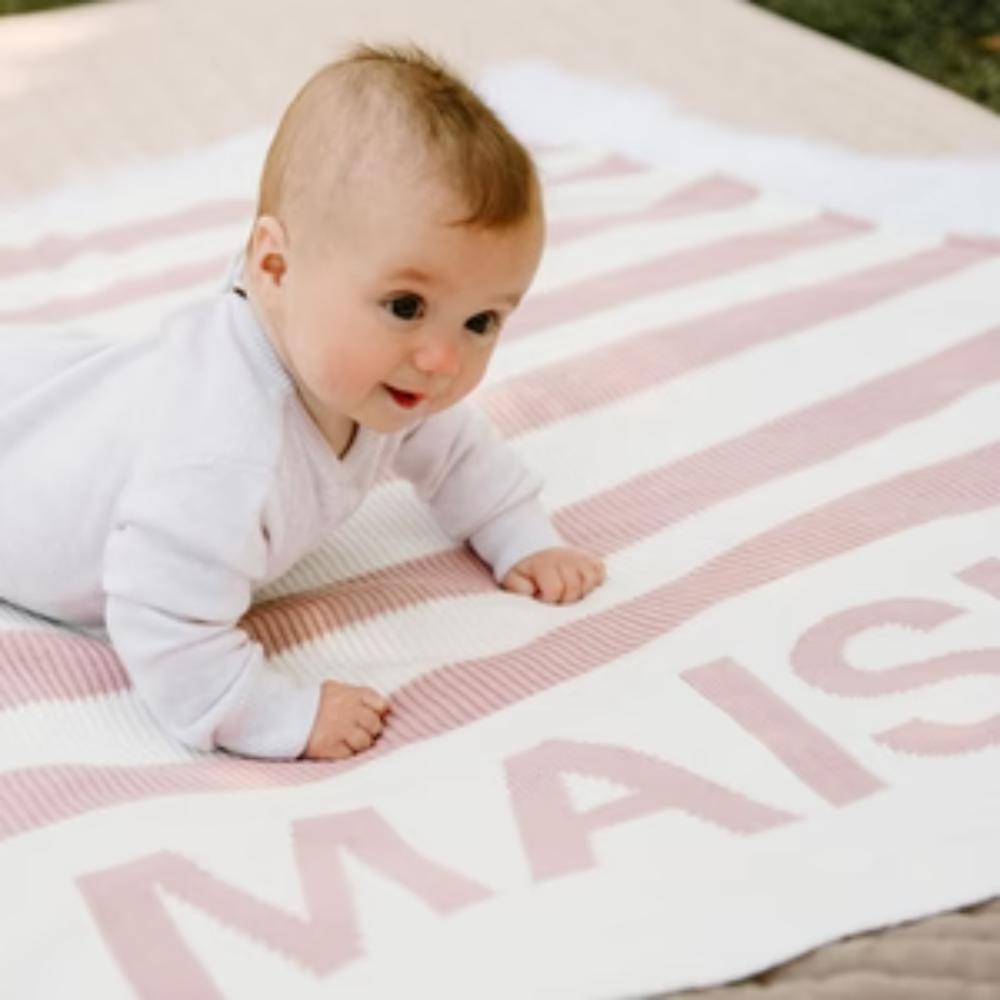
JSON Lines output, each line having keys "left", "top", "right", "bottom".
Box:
{"left": 469, "top": 497, "right": 564, "bottom": 583}
{"left": 213, "top": 668, "right": 322, "bottom": 760}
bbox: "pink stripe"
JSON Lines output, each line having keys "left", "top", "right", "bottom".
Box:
{"left": 0, "top": 631, "right": 127, "bottom": 708}
{"left": 0, "top": 200, "right": 252, "bottom": 280}
{"left": 507, "top": 212, "right": 872, "bottom": 339}
{"left": 485, "top": 240, "right": 989, "bottom": 437}
{"left": 546, "top": 175, "right": 757, "bottom": 244}
{"left": 244, "top": 554, "right": 496, "bottom": 655}
{"left": 0, "top": 759, "right": 333, "bottom": 842}
{"left": 2, "top": 441, "right": 997, "bottom": 840}
{"left": 5, "top": 322, "right": 999, "bottom": 710}
{"left": 550, "top": 154, "right": 647, "bottom": 184}
{"left": 0, "top": 257, "right": 231, "bottom": 325}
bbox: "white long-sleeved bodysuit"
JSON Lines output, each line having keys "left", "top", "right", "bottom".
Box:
{"left": 0, "top": 291, "right": 562, "bottom": 758}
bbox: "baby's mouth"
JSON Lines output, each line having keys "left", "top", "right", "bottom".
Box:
{"left": 384, "top": 384, "right": 425, "bottom": 409}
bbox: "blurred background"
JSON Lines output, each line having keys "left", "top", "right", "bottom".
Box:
{"left": 1, "top": 0, "right": 998, "bottom": 233}
{"left": 750, "top": 0, "right": 1000, "bottom": 114}
{"left": 4, "top": 0, "right": 999, "bottom": 115}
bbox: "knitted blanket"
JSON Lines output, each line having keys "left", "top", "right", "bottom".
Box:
{"left": 2, "top": 140, "right": 999, "bottom": 999}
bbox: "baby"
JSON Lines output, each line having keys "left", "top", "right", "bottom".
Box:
{"left": 0, "top": 45, "right": 604, "bottom": 761}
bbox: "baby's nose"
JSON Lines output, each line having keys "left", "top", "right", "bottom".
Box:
{"left": 412, "top": 333, "right": 461, "bottom": 376}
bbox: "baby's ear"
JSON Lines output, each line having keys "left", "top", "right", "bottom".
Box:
{"left": 250, "top": 215, "right": 289, "bottom": 287}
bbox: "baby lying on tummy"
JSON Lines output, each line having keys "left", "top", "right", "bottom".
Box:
{"left": 0, "top": 44, "right": 605, "bottom": 760}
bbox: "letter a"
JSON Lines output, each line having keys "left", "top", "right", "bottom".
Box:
{"left": 505, "top": 740, "right": 796, "bottom": 882}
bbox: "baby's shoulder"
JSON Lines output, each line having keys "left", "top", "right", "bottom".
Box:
{"left": 141, "top": 296, "right": 290, "bottom": 473}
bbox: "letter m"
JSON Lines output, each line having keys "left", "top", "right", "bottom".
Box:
{"left": 77, "top": 807, "right": 491, "bottom": 1000}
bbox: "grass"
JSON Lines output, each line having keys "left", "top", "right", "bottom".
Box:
{"left": 1, "top": 0, "right": 98, "bottom": 13}
{"left": 749, "top": 0, "right": 1000, "bottom": 113}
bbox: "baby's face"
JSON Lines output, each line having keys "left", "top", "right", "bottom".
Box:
{"left": 268, "top": 179, "right": 544, "bottom": 443}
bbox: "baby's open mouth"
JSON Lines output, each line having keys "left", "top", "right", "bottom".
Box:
{"left": 384, "top": 385, "right": 425, "bottom": 409}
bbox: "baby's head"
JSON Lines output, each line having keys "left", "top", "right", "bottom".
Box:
{"left": 245, "top": 45, "right": 545, "bottom": 445}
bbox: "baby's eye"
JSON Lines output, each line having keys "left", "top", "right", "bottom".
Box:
{"left": 465, "top": 310, "right": 500, "bottom": 336}
{"left": 385, "top": 293, "right": 426, "bottom": 321}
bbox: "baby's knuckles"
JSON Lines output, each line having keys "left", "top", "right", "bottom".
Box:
{"left": 302, "top": 680, "right": 386, "bottom": 760}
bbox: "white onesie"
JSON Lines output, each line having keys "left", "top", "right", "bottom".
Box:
{"left": 0, "top": 290, "right": 561, "bottom": 758}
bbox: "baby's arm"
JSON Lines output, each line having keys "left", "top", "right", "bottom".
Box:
{"left": 104, "top": 460, "right": 385, "bottom": 759}
{"left": 393, "top": 403, "right": 606, "bottom": 598}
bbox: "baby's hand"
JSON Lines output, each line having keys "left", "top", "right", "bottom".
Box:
{"left": 501, "top": 547, "right": 606, "bottom": 604}
{"left": 302, "top": 681, "right": 390, "bottom": 760}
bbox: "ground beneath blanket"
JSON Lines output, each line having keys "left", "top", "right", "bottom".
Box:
{"left": 672, "top": 898, "right": 1000, "bottom": 998}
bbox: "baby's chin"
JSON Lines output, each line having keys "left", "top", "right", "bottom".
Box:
{"left": 353, "top": 390, "right": 432, "bottom": 433}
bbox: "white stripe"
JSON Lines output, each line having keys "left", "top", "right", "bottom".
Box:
{"left": 543, "top": 165, "right": 749, "bottom": 220}
{"left": 0, "top": 225, "right": 246, "bottom": 311}
{"left": 531, "top": 197, "right": 818, "bottom": 293}
{"left": 0, "top": 693, "right": 196, "bottom": 769}
{"left": 487, "top": 228, "right": 944, "bottom": 382}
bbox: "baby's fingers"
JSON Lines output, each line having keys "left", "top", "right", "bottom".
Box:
{"left": 502, "top": 569, "right": 536, "bottom": 596}
{"left": 359, "top": 688, "right": 390, "bottom": 715}
{"left": 559, "top": 563, "right": 585, "bottom": 603}
{"left": 356, "top": 705, "right": 386, "bottom": 738}
{"left": 345, "top": 727, "right": 374, "bottom": 753}
{"left": 534, "top": 563, "right": 566, "bottom": 603}
{"left": 580, "top": 558, "right": 605, "bottom": 595}
{"left": 327, "top": 740, "right": 354, "bottom": 761}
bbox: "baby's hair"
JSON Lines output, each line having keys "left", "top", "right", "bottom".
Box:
{"left": 255, "top": 43, "right": 539, "bottom": 246}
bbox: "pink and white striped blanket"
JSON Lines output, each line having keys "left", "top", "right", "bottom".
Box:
{"left": 2, "top": 140, "right": 1000, "bottom": 999}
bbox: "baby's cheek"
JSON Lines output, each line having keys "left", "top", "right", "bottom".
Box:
{"left": 454, "top": 360, "right": 491, "bottom": 400}
{"left": 320, "top": 355, "right": 370, "bottom": 396}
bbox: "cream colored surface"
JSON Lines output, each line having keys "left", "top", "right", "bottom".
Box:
{"left": 2, "top": 0, "right": 1000, "bottom": 201}
{"left": 2, "top": 2, "right": 999, "bottom": 996}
